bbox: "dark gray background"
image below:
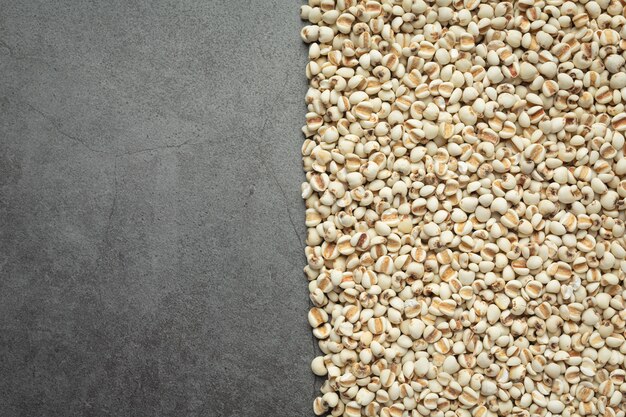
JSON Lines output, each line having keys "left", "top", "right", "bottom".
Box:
{"left": 0, "top": 1, "right": 314, "bottom": 416}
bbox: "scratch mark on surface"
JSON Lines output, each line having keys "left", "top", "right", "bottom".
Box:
{"left": 22, "top": 102, "right": 110, "bottom": 155}
{"left": 251, "top": 71, "right": 305, "bottom": 245}
{"left": 0, "top": 39, "right": 53, "bottom": 67}
{"left": 17, "top": 98, "right": 207, "bottom": 157}
{"left": 118, "top": 138, "right": 205, "bottom": 157}
{"left": 252, "top": 131, "right": 304, "bottom": 246}
{"left": 103, "top": 157, "right": 119, "bottom": 243}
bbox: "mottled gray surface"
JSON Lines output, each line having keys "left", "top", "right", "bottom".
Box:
{"left": 0, "top": 1, "right": 313, "bottom": 416}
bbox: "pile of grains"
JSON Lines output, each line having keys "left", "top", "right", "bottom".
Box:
{"left": 300, "top": 0, "right": 626, "bottom": 416}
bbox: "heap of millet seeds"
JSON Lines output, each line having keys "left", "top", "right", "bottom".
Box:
{"left": 300, "top": 0, "right": 626, "bottom": 416}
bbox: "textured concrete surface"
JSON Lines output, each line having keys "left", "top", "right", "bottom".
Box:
{"left": 0, "top": 1, "right": 313, "bottom": 416}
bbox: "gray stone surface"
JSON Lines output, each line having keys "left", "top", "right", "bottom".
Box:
{"left": 0, "top": 1, "right": 314, "bottom": 416}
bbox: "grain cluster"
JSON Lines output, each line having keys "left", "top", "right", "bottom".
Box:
{"left": 300, "top": 0, "right": 626, "bottom": 416}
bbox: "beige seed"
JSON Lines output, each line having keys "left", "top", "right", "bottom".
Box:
{"left": 312, "top": 356, "right": 327, "bottom": 376}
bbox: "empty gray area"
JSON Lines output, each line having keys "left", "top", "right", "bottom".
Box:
{"left": 0, "top": 1, "right": 314, "bottom": 416}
